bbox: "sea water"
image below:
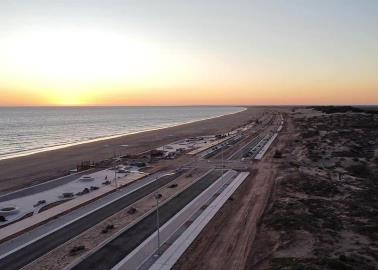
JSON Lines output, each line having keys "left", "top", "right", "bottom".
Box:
{"left": 0, "top": 106, "right": 244, "bottom": 160}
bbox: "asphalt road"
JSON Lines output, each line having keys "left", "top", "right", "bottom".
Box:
{"left": 228, "top": 134, "right": 264, "bottom": 160}
{"left": 0, "top": 171, "right": 184, "bottom": 270}
{"left": 203, "top": 136, "right": 244, "bottom": 159}
{"left": 71, "top": 170, "right": 222, "bottom": 270}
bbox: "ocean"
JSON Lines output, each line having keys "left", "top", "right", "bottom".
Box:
{"left": 0, "top": 106, "right": 244, "bottom": 160}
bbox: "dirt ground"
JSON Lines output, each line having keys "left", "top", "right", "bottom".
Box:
{"left": 248, "top": 108, "right": 378, "bottom": 270}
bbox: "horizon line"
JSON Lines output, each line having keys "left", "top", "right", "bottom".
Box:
{"left": 0, "top": 104, "right": 377, "bottom": 108}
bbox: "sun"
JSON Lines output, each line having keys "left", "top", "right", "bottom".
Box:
{"left": 50, "top": 94, "right": 86, "bottom": 106}
{"left": 0, "top": 25, "right": 213, "bottom": 105}
{"left": 1, "top": 26, "right": 165, "bottom": 88}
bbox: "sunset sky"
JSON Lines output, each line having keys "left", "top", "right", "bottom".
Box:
{"left": 0, "top": 0, "right": 377, "bottom": 106}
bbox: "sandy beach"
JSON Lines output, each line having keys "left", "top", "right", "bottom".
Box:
{"left": 0, "top": 107, "right": 267, "bottom": 194}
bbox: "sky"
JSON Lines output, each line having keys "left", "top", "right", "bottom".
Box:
{"left": 0, "top": 0, "right": 377, "bottom": 106}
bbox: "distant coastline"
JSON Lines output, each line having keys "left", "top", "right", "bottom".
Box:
{"left": 0, "top": 106, "right": 246, "bottom": 161}
{"left": 0, "top": 106, "right": 260, "bottom": 194}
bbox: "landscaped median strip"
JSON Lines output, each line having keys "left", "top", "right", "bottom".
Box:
{"left": 148, "top": 172, "right": 250, "bottom": 270}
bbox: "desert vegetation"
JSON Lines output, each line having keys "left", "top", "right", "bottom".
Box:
{"left": 250, "top": 109, "right": 378, "bottom": 270}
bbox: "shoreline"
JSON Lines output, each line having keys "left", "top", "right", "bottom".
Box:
{"left": 0, "top": 107, "right": 246, "bottom": 161}
{"left": 0, "top": 106, "right": 264, "bottom": 194}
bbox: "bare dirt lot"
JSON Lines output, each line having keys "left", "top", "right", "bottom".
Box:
{"left": 249, "top": 108, "right": 378, "bottom": 270}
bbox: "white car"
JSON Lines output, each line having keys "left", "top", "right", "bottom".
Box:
{"left": 79, "top": 175, "right": 94, "bottom": 182}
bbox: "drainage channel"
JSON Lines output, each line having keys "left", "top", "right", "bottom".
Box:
{"left": 69, "top": 170, "right": 223, "bottom": 270}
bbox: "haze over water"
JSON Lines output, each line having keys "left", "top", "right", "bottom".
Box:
{"left": 0, "top": 106, "right": 244, "bottom": 160}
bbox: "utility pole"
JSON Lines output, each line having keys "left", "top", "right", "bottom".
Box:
{"left": 222, "top": 142, "right": 224, "bottom": 184}
{"left": 113, "top": 153, "right": 119, "bottom": 189}
{"left": 221, "top": 136, "right": 225, "bottom": 186}
{"left": 114, "top": 160, "right": 118, "bottom": 188}
{"left": 155, "top": 190, "right": 160, "bottom": 255}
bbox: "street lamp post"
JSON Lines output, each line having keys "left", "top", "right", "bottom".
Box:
{"left": 114, "top": 158, "right": 118, "bottom": 189}
{"left": 221, "top": 136, "right": 225, "bottom": 186}
{"left": 154, "top": 172, "right": 175, "bottom": 257}
{"left": 115, "top": 144, "right": 128, "bottom": 189}
{"left": 221, "top": 141, "right": 224, "bottom": 185}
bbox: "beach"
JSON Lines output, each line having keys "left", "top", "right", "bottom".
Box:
{"left": 0, "top": 107, "right": 266, "bottom": 194}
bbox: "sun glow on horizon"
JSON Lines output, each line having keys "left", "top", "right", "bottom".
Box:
{"left": 0, "top": 26, "right": 216, "bottom": 106}
{"left": 1, "top": 0, "right": 377, "bottom": 106}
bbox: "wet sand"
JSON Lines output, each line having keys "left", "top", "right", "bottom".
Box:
{"left": 0, "top": 107, "right": 267, "bottom": 194}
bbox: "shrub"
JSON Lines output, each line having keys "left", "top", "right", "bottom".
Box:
{"left": 347, "top": 164, "right": 371, "bottom": 178}
{"left": 273, "top": 150, "right": 282, "bottom": 158}
{"left": 127, "top": 207, "right": 137, "bottom": 214}
{"left": 69, "top": 245, "right": 85, "bottom": 256}
{"left": 101, "top": 224, "right": 115, "bottom": 233}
